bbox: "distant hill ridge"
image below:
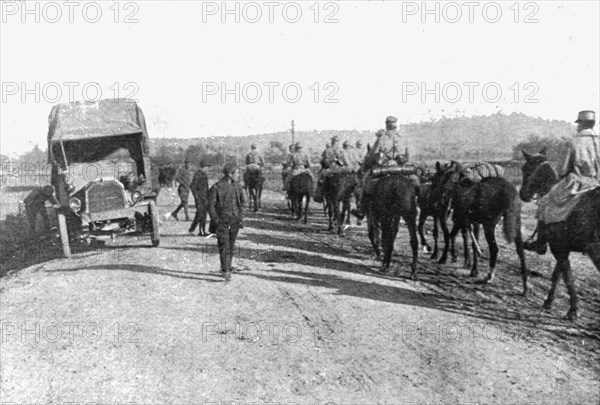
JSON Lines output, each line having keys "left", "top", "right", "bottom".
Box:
{"left": 149, "top": 112, "right": 573, "bottom": 162}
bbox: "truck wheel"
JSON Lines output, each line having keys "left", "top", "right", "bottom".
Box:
{"left": 149, "top": 200, "right": 160, "bottom": 247}
{"left": 57, "top": 212, "right": 72, "bottom": 258}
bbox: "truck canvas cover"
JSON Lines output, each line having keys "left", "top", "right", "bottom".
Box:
{"left": 47, "top": 98, "right": 149, "bottom": 154}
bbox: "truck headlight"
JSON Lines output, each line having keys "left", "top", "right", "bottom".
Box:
{"left": 132, "top": 191, "right": 143, "bottom": 203}
{"left": 68, "top": 197, "right": 81, "bottom": 212}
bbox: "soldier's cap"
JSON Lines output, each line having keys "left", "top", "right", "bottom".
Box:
{"left": 356, "top": 140, "right": 363, "bottom": 146}
{"left": 295, "top": 142, "right": 302, "bottom": 149}
{"left": 342, "top": 140, "right": 349, "bottom": 147}
{"left": 251, "top": 144, "right": 257, "bottom": 149}
{"left": 223, "top": 162, "right": 237, "bottom": 175}
{"left": 331, "top": 135, "right": 339, "bottom": 143}
{"left": 43, "top": 185, "right": 55, "bottom": 196}
{"left": 575, "top": 110, "right": 596, "bottom": 123}
{"left": 385, "top": 116, "right": 398, "bottom": 124}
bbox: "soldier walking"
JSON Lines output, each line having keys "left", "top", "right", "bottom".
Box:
{"left": 208, "top": 162, "right": 245, "bottom": 281}
{"left": 188, "top": 165, "right": 209, "bottom": 236}
{"left": 167, "top": 160, "right": 193, "bottom": 221}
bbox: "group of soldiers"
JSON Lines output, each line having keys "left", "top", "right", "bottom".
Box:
{"left": 22, "top": 111, "right": 599, "bottom": 280}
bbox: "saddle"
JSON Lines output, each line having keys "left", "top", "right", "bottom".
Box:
{"left": 371, "top": 164, "right": 420, "bottom": 178}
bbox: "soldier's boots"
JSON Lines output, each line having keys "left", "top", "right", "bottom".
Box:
{"left": 223, "top": 271, "right": 232, "bottom": 282}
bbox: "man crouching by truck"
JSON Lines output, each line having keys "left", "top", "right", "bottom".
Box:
{"left": 23, "top": 185, "right": 60, "bottom": 236}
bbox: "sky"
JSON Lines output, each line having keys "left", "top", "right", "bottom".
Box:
{"left": 1, "top": 0, "right": 599, "bottom": 157}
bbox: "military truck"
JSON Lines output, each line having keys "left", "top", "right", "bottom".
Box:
{"left": 47, "top": 98, "right": 160, "bottom": 257}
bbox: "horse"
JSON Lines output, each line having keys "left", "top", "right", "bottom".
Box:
{"left": 243, "top": 166, "right": 264, "bottom": 212}
{"left": 426, "top": 161, "right": 471, "bottom": 268}
{"left": 521, "top": 149, "right": 600, "bottom": 321}
{"left": 322, "top": 171, "right": 359, "bottom": 236}
{"left": 363, "top": 173, "right": 420, "bottom": 278}
{"left": 289, "top": 172, "right": 313, "bottom": 224}
{"left": 432, "top": 162, "right": 529, "bottom": 294}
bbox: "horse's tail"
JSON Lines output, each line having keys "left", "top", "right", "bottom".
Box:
{"left": 502, "top": 186, "right": 520, "bottom": 244}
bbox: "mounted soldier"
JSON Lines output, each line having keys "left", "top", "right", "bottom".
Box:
{"left": 283, "top": 143, "right": 312, "bottom": 194}
{"left": 314, "top": 136, "right": 346, "bottom": 202}
{"left": 524, "top": 110, "right": 600, "bottom": 254}
{"left": 245, "top": 144, "right": 264, "bottom": 168}
{"left": 352, "top": 115, "right": 411, "bottom": 220}
{"left": 355, "top": 140, "right": 365, "bottom": 163}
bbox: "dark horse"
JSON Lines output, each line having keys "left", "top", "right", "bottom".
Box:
{"left": 432, "top": 162, "right": 529, "bottom": 294}
{"left": 521, "top": 149, "right": 600, "bottom": 321}
{"left": 363, "top": 173, "right": 420, "bottom": 278}
{"left": 289, "top": 172, "right": 313, "bottom": 224}
{"left": 243, "top": 166, "right": 264, "bottom": 212}
{"left": 322, "top": 171, "right": 359, "bottom": 236}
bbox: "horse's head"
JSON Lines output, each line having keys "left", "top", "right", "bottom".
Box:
{"left": 430, "top": 161, "right": 457, "bottom": 207}
{"left": 520, "top": 148, "right": 557, "bottom": 202}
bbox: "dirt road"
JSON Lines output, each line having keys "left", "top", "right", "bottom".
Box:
{"left": 1, "top": 188, "right": 599, "bottom": 404}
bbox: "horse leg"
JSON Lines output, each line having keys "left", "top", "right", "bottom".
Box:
{"left": 483, "top": 222, "right": 499, "bottom": 283}
{"left": 257, "top": 184, "right": 262, "bottom": 209}
{"left": 381, "top": 220, "right": 398, "bottom": 272}
{"left": 449, "top": 222, "right": 461, "bottom": 263}
{"left": 561, "top": 259, "right": 579, "bottom": 321}
{"left": 335, "top": 199, "right": 344, "bottom": 236}
{"left": 470, "top": 223, "right": 480, "bottom": 277}
{"left": 403, "top": 213, "right": 419, "bottom": 280}
{"left": 461, "top": 225, "right": 471, "bottom": 269}
{"left": 368, "top": 217, "right": 381, "bottom": 259}
{"left": 438, "top": 211, "right": 451, "bottom": 264}
{"left": 431, "top": 215, "right": 439, "bottom": 260}
{"left": 326, "top": 198, "right": 334, "bottom": 231}
{"left": 418, "top": 210, "right": 431, "bottom": 253}
{"left": 303, "top": 193, "right": 310, "bottom": 224}
{"left": 515, "top": 223, "right": 529, "bottom": 296}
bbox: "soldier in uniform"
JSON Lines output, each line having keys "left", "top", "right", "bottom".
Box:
{"left": 208, "top": 162, "right": 245, "bottom": 281}
{"left": 245, "top": 144, "right": 264, "bottom": 167}
{"left": 355, "top": 140, "right": 365, "bottom": 163}
{"left": 320, "top": 136, "right": 344, "bottom": 169}
{"left": 167, "top": 160, "right": 194, "bottom": 221}
{"left": 188, "top": 165, "right": 209, "bottom": 236}
{"left": 281, "top": 144, "right": 296, "bottom": 192}
{"left": 284, "top": 143, "right": 312, "bottom": 193}
{"left": 341, "top": 140, "right": 361, "bottom": 172}
{"left": 24, "top": 185, "right": 59, "bottom": 236}
{"left": 524, "top": 110, "right": 600, "bottom": 254}
{"left": 315, "top": 136, "right": 345, "bottom": 201}
{"left": 352, "top": 116, "right": 410, "bottom": 220}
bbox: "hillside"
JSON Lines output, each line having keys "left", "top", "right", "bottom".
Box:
{"left": 149, "top": 112, "right": 574, "bottom": 163}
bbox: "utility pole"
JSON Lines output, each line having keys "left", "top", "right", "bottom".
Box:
{"left": 290, "top": 119, "right": 295, "bottom": 146}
